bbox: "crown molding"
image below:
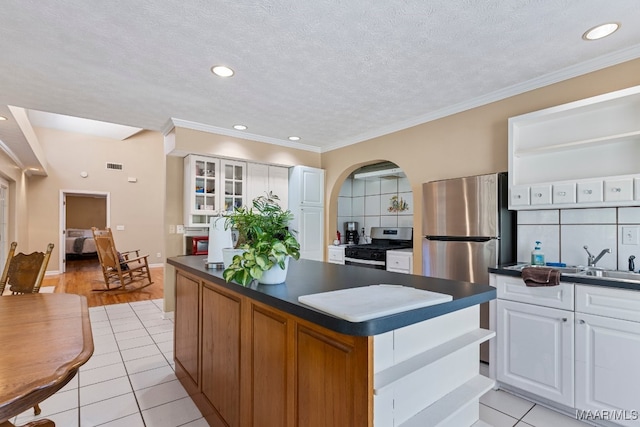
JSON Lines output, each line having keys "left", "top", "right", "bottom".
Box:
{"left": 321, "top": 44, "right": 640, "bottom": 152}
{"left": 168, "top": 118, "right": 322, "bottom": 153}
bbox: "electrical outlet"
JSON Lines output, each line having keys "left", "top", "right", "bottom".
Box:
{"left": 176, "top": 225, "right": 185, "bottom": 234}
{"left": 169, "top": 224, "right": 176, "bottom": 234}
{"left": 622, "top": 226, "right": 639, "bottom": 245}
{"left": 156, "top": 252, "right": 162, "bottom": 258}
{"left": 116, "top": 225, "right": 125, "bottom": 231}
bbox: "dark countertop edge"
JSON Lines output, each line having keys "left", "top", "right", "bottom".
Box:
{"left": 168, "top": 257, "right": 496, "bottom": 337}
{"left": 489, "top": 266, "right": 640, "bottom": 292}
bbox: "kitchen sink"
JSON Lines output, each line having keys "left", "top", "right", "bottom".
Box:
{"left": 580, "top": 269, "right": 640, "bottom": 282}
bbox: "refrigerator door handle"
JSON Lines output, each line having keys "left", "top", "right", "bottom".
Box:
{"left": 425, "top": 235, "right": 493, "bottom": 242}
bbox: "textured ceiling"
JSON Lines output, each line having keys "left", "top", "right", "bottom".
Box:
{"left": 1, "top": 0, "right": 640, "bottom": 169}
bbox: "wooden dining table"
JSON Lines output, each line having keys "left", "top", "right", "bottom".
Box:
{"left": 0, "top": 293, "right": 94, "bottom": 427}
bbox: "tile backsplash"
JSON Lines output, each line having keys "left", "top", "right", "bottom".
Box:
{"left": 337, "top": 177, "right": 413, "bottom": 243}
{"left": 517, "top": 207, "right": 640, "bottom": 271}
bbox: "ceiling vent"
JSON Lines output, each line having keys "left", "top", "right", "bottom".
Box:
{"left": 106, "top": 162, "right": 123, "bottom": 171}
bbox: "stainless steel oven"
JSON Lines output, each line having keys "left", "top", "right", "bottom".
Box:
{"left": 343, "top": 227, "right": 413, "bottom": 270}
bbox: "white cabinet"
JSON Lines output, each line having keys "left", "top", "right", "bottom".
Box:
{"left": 247, "top": 163, "right": 289, "bottom": 209}
{"left": 386, "top": 249, "right": 413, "bottom": 274}
{"left": 184, "top": 155, "right": 222, "bottom": 227}
{"left": 289, "top": 166, "right": 324, "bottom": 207}
{"left": 508, "top": 84, "right": 640, "bottom": 210}
{"left": 575, "top": 285, "right": 640, "bottom": 426}
{"left": 496, "top": 299, "right": 574, "bottom": 407}
{"left": 327, "top": 245, "right": 345, "bottom": 264}
{"left": 289, "top": 166, "right": 325, "bottom": 261}
{"left": 294, "top": 207, "right": 323, "bottom": 261}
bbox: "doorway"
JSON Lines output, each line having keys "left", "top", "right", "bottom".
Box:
{"left": 59, "top": 190, "right": 110, "bottom": 273}
{"left": 0, "top": 177, "right": 8, "bottom": 273}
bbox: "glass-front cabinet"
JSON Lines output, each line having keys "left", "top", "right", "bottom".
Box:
{"left": 184, "top": 155, "right": 247, "bottom": 227}
{"left": 222, "top": 160, "right": 247, "bottom": 213}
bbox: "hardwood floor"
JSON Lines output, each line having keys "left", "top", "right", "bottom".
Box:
{"left": 42, "top": 258, "right": 164, "bottom": 308}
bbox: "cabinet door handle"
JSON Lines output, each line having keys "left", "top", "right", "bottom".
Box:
{"left": 612, "top": 187, "right": 622, "bottom": 192}
{"left": 578, "top": 319, "right": 586, "bottom": 324}
{"left": 562, "top": 317, "right": 568, "bottom": 322}
{"left": 514, "top": 194, "right": 521, "bottom": 199}
{"left": 534, "top": 193, "right": 542, "bottom": 198}
{"left": 584, "top": 189, "right": 593, "bottom": 194}
{"left": 557, "top": 191, "right": 566, "bottom": 196}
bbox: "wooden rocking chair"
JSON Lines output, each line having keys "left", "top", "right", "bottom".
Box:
{"left": 91, "top": 227, "right": 153, "bottom": 293}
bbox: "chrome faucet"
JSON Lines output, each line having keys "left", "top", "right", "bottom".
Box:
{"left": 583, "top": 245, "right": 611, "bottom": 267}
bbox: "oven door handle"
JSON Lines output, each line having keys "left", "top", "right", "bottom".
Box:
{"left": 344, "top": 257, "right": 385, "bottom": 266}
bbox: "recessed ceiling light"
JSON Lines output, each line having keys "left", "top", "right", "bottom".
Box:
{"left": 233, "top": 124, "right": 247, "bottom": 130}
{"left": 288, "top": 136, "right": 300, "bottom": 141}
{"left": 211, "top": 65, "right": 234, "bottom": 77}
{"left": 583, "top": 22, "right": 620, "bottom": 41}
{"left": 0, "top": 116, "right": 7, "bottom": 121}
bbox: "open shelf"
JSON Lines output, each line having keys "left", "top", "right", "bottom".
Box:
{"left": 374, "top": 328, "right": 494, "bottom": 395}
{"left": 513, "top": 130, "right": 640, "bottom": 158}
{"left": 399, "top": 375, "right": 495, "bottom": 427}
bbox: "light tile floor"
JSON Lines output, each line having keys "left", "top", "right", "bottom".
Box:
{"left": 9, "top": 298, "right": 597, "bottom": 427}
{"left": 10, "top": 299, "right": 205, "bottom": 427}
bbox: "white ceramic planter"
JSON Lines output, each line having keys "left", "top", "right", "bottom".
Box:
{"left": 222, "top": 248, "right": 245, "bottom": 269}
{"left": 259, "top": 257, "right": 290, "bottom": 285}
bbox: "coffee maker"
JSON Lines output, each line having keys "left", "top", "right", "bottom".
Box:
{"left": 344, "top": 222, "right": 359, "bottom": 244}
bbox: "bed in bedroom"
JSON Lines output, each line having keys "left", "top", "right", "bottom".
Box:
{"left": 65, "top": 229, "right": 97, "bottom": 258}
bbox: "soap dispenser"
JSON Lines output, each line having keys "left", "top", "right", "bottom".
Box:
{"left": 531, "top": 241, "right": 545, "bottom": 266}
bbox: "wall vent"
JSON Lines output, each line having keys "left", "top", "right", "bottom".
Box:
{"left": 106, "top": 162, "right": 123, "bottom": 171}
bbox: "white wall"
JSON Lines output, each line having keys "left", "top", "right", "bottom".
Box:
{"left": 517, "top": 207, "right": 640, "bottom": 271}
{"left": 337, "top": 176, "right": 413, "bottom": 243}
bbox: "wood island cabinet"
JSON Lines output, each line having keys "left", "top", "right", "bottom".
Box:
{"left": 173, "top": 270, "right": 372, "bottom": 427}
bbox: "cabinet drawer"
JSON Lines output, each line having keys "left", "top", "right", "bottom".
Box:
{"left": 510, "top": 186, "right": 530, "bottom": 206}
{"left": 328, "top": 247, "right": 345, "bottom": 264}
{"left": 386, "top": 253, "right": 412, "bottom": 272}
{"left": 576, "top": 181, "right": 603, "bottom": 203}
{"left": 604, "top": 178, "right": 633, "bottom": 202}
{"left": 552, "top": 183, "right": 576, "bottom": 204}
{"left": 576, "top": 285, "right": 640, "bottom": 323}
{"left": 496, "top": 274, "right": 574, "bottom": 310}
{"left": 530, "top": 185, "right": 552, "bottom": 205}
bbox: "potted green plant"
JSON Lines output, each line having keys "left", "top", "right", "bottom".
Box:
{"left": 222, "top": 192, "right": 300, "bottom": 286}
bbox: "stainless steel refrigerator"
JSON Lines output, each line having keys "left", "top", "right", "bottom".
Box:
{"left": 422, "top": 172, "right": 515, "bottom": 363}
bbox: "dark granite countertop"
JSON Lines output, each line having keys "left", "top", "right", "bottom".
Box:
{"left": 489, "top": 265, "right": 640, "bottom": 292}
{"left": 168, "top": 256, "right": 495, "bottom": 336}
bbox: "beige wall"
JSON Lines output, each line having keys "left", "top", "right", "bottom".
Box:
{"left": 321, "top": 58, "right": 640, "bottom": 274}
{"left": 28, "top": 128, "right": 165, "bottom": 272}
{"left": 66, "top": 195, "right": 107, "bottom": 229}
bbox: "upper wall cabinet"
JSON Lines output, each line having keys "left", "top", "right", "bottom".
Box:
{"left": 246, "top": 163, "right": 289, "bottom": 209}
{"left": 289, "top": 166, "right": 325, "bottom": 207}
{"left": 508, "top": 85, "right": 640, "bottom": 210}
{"left": 184, "top": 155, "right": 247, "bottom": 227}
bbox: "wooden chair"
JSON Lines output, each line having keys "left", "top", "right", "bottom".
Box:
{"left": 0, "top": 242, "right": 54, "bottom": 296}
{"left": 0, "top": 241, "right": 54, "bottom": 417}
{"left": 91, "top": 227, "right": 153, "bottom": 293}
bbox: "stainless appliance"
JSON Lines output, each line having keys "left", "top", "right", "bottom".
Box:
{"left": 344, "top": 221, "right": 360, "bottom": 244}
{"left": 422, "top": 172, "right": 515, "bottom": 363}
{"left": 345, "top": 227, "right": 413, "bottom": 269}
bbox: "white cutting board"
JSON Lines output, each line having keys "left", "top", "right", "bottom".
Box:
{"left": 298, "top": 285, "right": 453, "bottom": 322}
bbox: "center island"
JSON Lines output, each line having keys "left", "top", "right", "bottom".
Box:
{"left": 167, "top": 256, "right": 496, "bottom": 427}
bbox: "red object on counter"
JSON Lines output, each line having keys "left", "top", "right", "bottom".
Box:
{"left": 337, "top": 231, "right": 341, "bottom": 241}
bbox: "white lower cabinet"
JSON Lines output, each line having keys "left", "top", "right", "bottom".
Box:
{"left": 496, "top": 299, "right": 574, "bottom": 407}
{"left": 575, "top": 285, "right": 640, "bottom": 426}
{"left": 327, "top": 245, "right": 345, "bottom": 264}
{"left": 494, "top": 273, "right": 640, "bottom": 426}
{"left": 386, "top": 249, "right": 413, "bottom": 274}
